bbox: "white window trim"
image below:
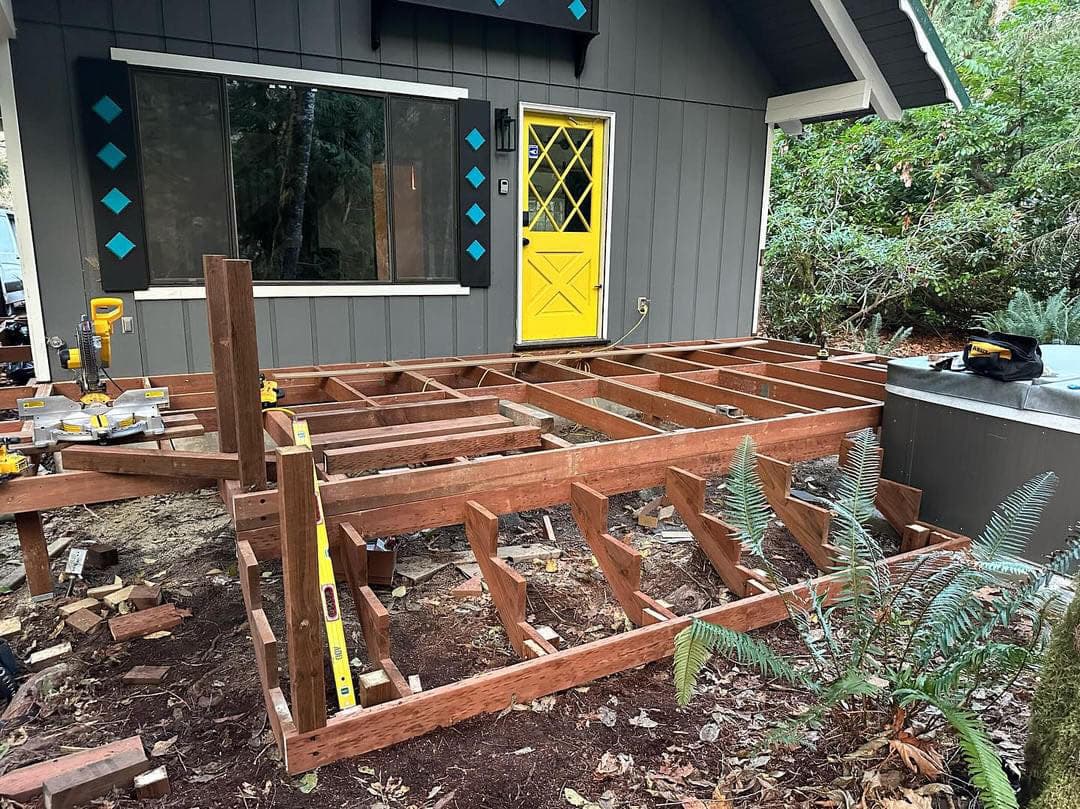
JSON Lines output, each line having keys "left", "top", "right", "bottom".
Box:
{"left": 0, "top": 38, "right": 52, "bottom": 380}
{"left": 111, "top": 48, "right": 469, "bottom": 100}
{"left": 515, "top": 102, "right": 616, "bottom": 346}
{"left": 113, "top": 48, "right": 471, "bottom": 298}
{"left": 134, "top": 284, "right": 471, "bottom": 301}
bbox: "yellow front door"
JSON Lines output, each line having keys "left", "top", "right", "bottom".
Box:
{"left": 521, "top": 111, "right": 606, "bottom": 343}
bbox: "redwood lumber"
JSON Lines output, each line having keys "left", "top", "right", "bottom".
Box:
{"left": 60, "top": 446, "right": 241, "bottom": 479}
{"left": 664, "top": 467, "right": 763, "bottom": 595}
{"left": 204, "top": 255, "right": 238, "bottom": 453}
{"left": 311, "top": 414, "right": 511, "bottom": 451}
{"left": 223, "top": 258, "right": 267, "bottom": 490}
{"left": 272, "top": 339, "right": 769, "bottom": 381}
{"left": 738, "top": 363, "right": 885, "bottom": 401}
{"left": 755, "top": 454, "right": 837, "bottom": 570}
{"left": 498, "top": 400, "right": 555, "bottom": 431}
{"left": 303, "top": 396, "right": 501, "bottom": 434}
{"left": 657, "top": 374, "right": 813, "bottom": 418}
{"left": 0, "top": 736, "right": 146, "bottom": 802}
{"left": 569, "top": 484, "right": 676, "bottom": 625}
{"left": 596, "top": 378, "right": 733, "bottom": 427}
{"left": 121, "top": 666, "right": 170, "bottom": 685}
{"left": 133, "top": 766, "right": 171, "bottom": 799}
{"left": 900, "top": 523, "right": 931, "bottom": 553}
{"left": 356, "top": 585, "right": 391, "bottom": 663}
{"left": 324, "top": 426, "right": 542, "bottom": 474}
{"left": 0, "top": 470, "right": 213, "bottom": 517}
{"left": 358, "top": 669, "right": 394, "bottom": 707}
{"left": 524, "top": 385, "right": 662, "bottom": 438}
{"left": 276, "top": 445, "right": 326, "bottom": 733}
{"left": 15, "top": 511, "right": 52, "bottom": 599}
{"left": 0, "top": 345, "right": 33, "bottom": 362}
{"left": 108, "top": 604, "right": 187, "bottom": 641}
{"left": 42, "top": 741, "right": 150, "bottom": 809}
{"left": 282, "top": 536, "right": 971, "bottom": 772}
{"left": 540, "top": 433, "right": 573, "bottom": 449}
{"left": 877, "top": 478, "right": 924, "bottom": 534}
{"left": 464, "top": 502, "right": 557, "bottom": 658}
{"left": 703, "top": 367, "right": 877, "bottom": 410}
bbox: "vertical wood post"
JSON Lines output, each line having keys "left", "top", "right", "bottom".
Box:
{"left": 224, "top": 259, "right": 267, "bottom": 490}
{"left": 203, "top": 255, "right": 237, "bottom": 455}
{"left": 15, "top": 511, "right": 53, "bottom": 600}
{"left": 277, "top": 445, "right": 326, "bottom": 733}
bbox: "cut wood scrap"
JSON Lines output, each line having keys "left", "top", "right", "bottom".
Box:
{"left": 637, "top": 513, "right": 659, "bottom": 529}
{"left": 61, "top": 446, "right": 241, "bottom": 480}
{"left": 0, "top": 736, "right": 145, "bottom": 802}
{"left": 108, "top": 604, "right": 189, "bottom": 642}
{"left": 84, "top": 543, "right": 118, "bottom": 570}
{"left": 0, "top": 530, "right": 73, "bottom": 598}
{"left": 86, "top": 581, "right": 123, "bottom": 599}
{"left": 133, "top": 765, "right": 170, "bottom": 799}
{"left": 42, "top": 738, "right": 150, "bottom": 809}
{"left": 121, "top": 666, "right": 170, "bottom": 686}
{"left": 539, "top": 433, "right": 573, "bottom": 449}
{"left": 128, "top": 584, "right": 161, "bottom": 611}
{"left": 900, "top": 523, "right": 931, "bottom": 553}
{"left": 450, "top": 574, "right": 483, "bottom": 600}
{"left": 0, "top": 616, "right": 21, "bottom": 637}
{"left": 103, "top": 585, "right": 135, "bottom": 608}
{"left": 58, "top": 597, "right": 99, "bottom": 617}
{"left": 358, "top": 669, "right": 394, "bottom": 708}
{"left": 407, "top": 674, "right": 422, "bottom": 693}
{"left": 28, "top": 642, "right": 71, "bottom": 672}
{"left": 542, "top": 515, "right": 557, "bottom": 544}
{"left": 463, "top": 502, "right": 557, "bottom": 659}
{"left": 64, "top": 609, "right": 103, "bottom": 634}
{"left": 756, "top": 454, "right": 837, "bottom": 570}
{"left": 323, "top": 426, "right": 542, "bottom": 474}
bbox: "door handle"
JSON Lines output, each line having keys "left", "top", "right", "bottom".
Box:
{"left": 522, "top": 237, "right": 531, "bottom": 246}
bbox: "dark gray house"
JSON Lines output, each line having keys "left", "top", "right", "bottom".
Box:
{"left": 0, "top": 0, "right": 965, "bottom": 377}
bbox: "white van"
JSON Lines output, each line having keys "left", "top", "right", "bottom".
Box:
{"left": 0, "top": 209, "right": 25, "bottom": 314}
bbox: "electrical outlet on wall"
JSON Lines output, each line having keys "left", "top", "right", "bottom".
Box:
{"left": 120, "top": 316, "right": 134, "bottom": 334}
{"left": 636, "top": 297, "right": 650, "bottom": 315}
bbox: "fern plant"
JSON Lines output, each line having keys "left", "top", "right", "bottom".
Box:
{"left": 674, "top": 431, "right": 1080, "bottom": 809}
{"left": 857, "top": 312, "right": 913, "bottom": 355}
{"left": 978, "top": 289, "right": 1080, "bottom": 345}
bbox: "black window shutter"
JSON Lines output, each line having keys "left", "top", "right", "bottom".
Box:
{"left": 456, "top": 98, "right": 492, "bottom": 288}
{"left": 77, "top": 58, "right": 150, "bottom": 292}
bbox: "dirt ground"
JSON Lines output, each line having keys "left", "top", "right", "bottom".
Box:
{"left": 0, "top": 457, "right": 1035, "bottom": 809}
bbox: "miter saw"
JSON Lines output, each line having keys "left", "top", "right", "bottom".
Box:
{"left": 17, "top": 298, "right": 170, "bottom": 446}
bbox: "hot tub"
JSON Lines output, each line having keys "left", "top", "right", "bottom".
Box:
{"left": 882, "top": 345, "right": 1080, "bottom": 561}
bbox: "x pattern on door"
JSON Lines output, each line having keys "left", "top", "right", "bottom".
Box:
{"left": 521, "top": 112, "right": 605, "bottom": 343}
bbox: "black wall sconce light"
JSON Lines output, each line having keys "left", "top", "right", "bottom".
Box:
{"left": 494, "top": 108, "right": 517, "bottom": 153}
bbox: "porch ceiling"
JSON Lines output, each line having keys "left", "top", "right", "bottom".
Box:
{"left": 722, "top": 0, "right": 969, "bottom": 121}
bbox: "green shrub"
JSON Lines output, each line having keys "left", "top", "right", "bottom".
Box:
{"left": 978, "top": 289, "right": 1080, "bottom": 343}
{"left": 673, "top": 431, "right": 1080, "bottom": 809}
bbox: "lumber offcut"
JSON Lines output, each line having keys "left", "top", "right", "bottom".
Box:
{"left": 108, "top": 604, "right": 188, "bottom": 641}
{"left": 42, "top": 740, "right": 150, "bottom": 809}
{"left": 0, "top": 737, "right": 145, "bottom": 802}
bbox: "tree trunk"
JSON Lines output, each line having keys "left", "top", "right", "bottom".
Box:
{"left": 1023, "top": 585, "right": 1080, "bottom": 808}
{"left": 271, "top": 87, "right": 317, "bottom": 281}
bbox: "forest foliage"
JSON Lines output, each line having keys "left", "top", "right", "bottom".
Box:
{"left": 762, "top": 0, "right": 1080, "bottom": 341}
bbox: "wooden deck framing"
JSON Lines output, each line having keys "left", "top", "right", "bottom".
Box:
{"left": 0, "top": 255, "right": 973, "bottom": 773}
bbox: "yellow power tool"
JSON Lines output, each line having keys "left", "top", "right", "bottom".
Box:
{"left": 0, "top": 437, "right": 29, "bottom": 483}
{"left": 18, "top": 298, "right": 170, "bottom": 446}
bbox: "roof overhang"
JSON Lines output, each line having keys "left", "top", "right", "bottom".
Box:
{"left": 724, "top": 0, "right": 969, "bottom": 133}
{"left": 0, "top": 0, "right": 14, "bottom": 41}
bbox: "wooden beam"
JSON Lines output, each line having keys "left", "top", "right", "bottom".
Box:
{"left": 877, "top": 478, "right": 923, "bottom": 534}
{"left": 61, "top": 446, "right": 241, "bottom": 479}
{"left": 15, "top": 512, "right": 52, "bottom": 599}
{"left": 596, "top": 378, "right": 733, "bottom": 427}
{"left": 277, "top": 445, "right": 326, "bottom": 734}
{"left": 323, "top": 426, "right": 542, "bottom": 474}
{"left": 203, "top": 255, "right": 237, "bottom": 453}
{"left": 766, "top": 79, "right": 871, "bottom": 125}
{"left": 658, "top": 375, "right": 812, "bottom": 418}
{"left": 302, "top": 397, "right": 501, "bottom": 434}
{"left": 755, "top": 454, "right": 837, "bottom": 570}
{"left": 0, "top": 471, "right": 213, "bottom": 515}
{"left": 224, "top": 259, "right": 267, "bottom": 490}
{"left": 310, "top": 415, "right": 512, "bottom": 451}
{"left": 281, "top": 536, "right": 971, "bottom": 772}
{"left": 524, "top": 385, "right": 662, "bottom": 439}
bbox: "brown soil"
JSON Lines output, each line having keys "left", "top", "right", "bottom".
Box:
{"left": 0, "top": 457, "right": 1033, "bottom": 809}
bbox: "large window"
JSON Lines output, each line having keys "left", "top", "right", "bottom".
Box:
{"left": 133, "top": 70, "right": 459, "bottom": 285}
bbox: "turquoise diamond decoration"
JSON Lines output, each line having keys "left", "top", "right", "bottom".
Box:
{"left": 92, "top": 95, "right": 122, "bottom": 124}
{"left": 568, "top": 0, "right": 587, "bottom": 20}
{"left": 466, "top": 240, "right": 486, "bottom": 261}
{"left": 466, "top": 203, "right": 486, "bottom": 225}
{"left": 494, "top": 0, "right": 506, "bottom": 6}
{"left": 97, "top": 142, "right": 127, "bottom": 170}
{"left": 105, "top": 232, "right": 135, "bottom": 260}
{"left": 465, "top": 127, "right": 486, "bottom": 151}
{"left": 101, "top": 187, "right": 131, "bottom": 215}
{"left": 465, "top": 166, "right": 486, "bottom": 188}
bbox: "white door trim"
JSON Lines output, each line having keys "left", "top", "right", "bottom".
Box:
{"left": 516, "top": 102, "right": 615, "bottom": 346}
{"left": 0, "top": 38, "right": 52, "bottom": 381}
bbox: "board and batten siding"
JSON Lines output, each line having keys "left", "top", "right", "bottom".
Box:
{"left": 11, "top": 0, "right": 775, "bottom": 376}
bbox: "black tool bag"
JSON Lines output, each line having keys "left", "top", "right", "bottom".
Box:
{"left": 0, "top": 639, "right": 23, "bottom": 709}
{"left": 962, "top": 332, "right": 1044, "bottom": 382}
